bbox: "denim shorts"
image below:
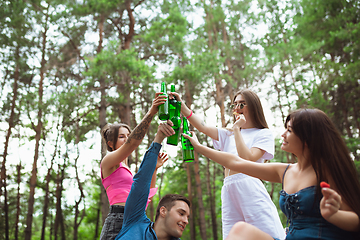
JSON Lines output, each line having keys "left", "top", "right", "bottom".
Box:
{"left": 100, "top": 205, "right": 124, "bottom": 240}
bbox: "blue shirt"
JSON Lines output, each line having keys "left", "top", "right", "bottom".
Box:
{"left": 115, "top": 142, "right": 180, "bottom": 240}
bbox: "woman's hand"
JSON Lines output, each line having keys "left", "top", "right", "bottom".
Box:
{"left": 156, "top": 152, "right": 169, "bottom": 169}
{"left": 154, "top": 120, "right": 175, "bottom": 144}
{"left": 149, "top": 92, "right": 168, "bottom": 116}
{"left": 182, "top": 131, "right": 200, "bottom": 148}
{"left": 320, "top": 187, "right": 341, "bottom": 220}
{"left": 168, "top": 92, "right": 182, "bottom": 103}
{"left": 233, "top": 114, "right": 246, "bottom": 129}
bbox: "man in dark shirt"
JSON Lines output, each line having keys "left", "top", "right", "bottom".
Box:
{"left": 115, "top": 121, "right": 191, "bottom": 240}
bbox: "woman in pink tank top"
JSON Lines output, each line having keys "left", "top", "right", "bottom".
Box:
{"left": 99, "top": 93, "right": 172, "bottom": 240}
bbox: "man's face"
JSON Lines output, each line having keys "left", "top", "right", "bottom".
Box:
{"left": 163, "top": 200, "right": 190, "bottom": 238}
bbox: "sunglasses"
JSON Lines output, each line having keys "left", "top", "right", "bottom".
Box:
{"left": 231, "top": 102, "right": 246, "bottom": 109}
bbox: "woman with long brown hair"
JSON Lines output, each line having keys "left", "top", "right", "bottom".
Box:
{"left": 184, "top": 108, "right": 360, "bottom": 239}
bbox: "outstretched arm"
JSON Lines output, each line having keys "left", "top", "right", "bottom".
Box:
{"left": 182, "top": 132, "right": 286, "bottom": 183}
{"left": 170, "top": 92, "right": 218, "bottom": 140}
{"left": 101, "top": 93, "right": 167, "bottom": 173}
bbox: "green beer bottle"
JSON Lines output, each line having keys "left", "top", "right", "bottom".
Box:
{"left": 167, "top": 102, "right": 181, "bottom": 145}
{"left": 168, "top": 84, "right": 177, "bottom": 119}
{"left": 181, "top": 117, "right": 195, "bottom": 162}
{"left": 158, "top": 82, "right": 169, "bottom": 120}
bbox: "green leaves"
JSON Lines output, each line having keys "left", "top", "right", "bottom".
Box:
{"left": 84, "top": 43, "right": 154, "bottom": 84}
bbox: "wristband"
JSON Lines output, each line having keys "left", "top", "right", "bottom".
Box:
{"left": 186, "top": 110, "right": 193, "bottom": 119}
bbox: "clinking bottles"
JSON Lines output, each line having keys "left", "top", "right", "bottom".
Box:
{"left": 158, "top": 82, "right": 169, "bottom": 120}
{"left": 181, "top": 117, "right": 195, "bottom": 162}
{"left": 167, "top": 102, "right": 181, "bottom": 146}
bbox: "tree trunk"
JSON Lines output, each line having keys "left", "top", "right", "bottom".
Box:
{"left": 54, "top": 165, "right": 66, "bottom": 240}
{"left": 94, "top": 208, "right": 101, "bottom": 240}
{"left": 41, "top": 165, "right": 53, "bottom": 240}
{"left": 100, "top": 96, "right": 109, "bottom": 227}
{"left": 205, "top": 158, "right": 218, "bottom": 240}
{"left": 202, "top": 0, "right": 227, "bottom": 127}
{"left": 123, "top": 0, "right": 135, "bottom": 50}
{"left": 185, "top": 163, "right": 195, "bottom": 239}
{"left": 193, "top": 152, "right": 207, "bottom": 239}
{"left": 96, "top": 13, "right": 110, "bottom": 226}
{"left": 117, "top": 89, "right": 132, "bottom": 127}
{"left": 215, "top": 78, "right": 226, "bottom": 127}
{"left": 25, "top": 9, "right": 48, "bottom": 239}
{"left": 1, "top": 46, "right": 19, "bottom": 240}
{"left": 73, "top": 160, "right": 85, "bottom": 240}
{"left": 183, "top": 79, "right": 196, "bottom": 239}
{"left": 54, "top": 167, "right": 61, "bottom": 240}
{"left": 41, "top": 123, "right": 59, "bottom": 240}
{"left": 116, "top": 78, "right": 132, "bottom": 165}
{"left": 74, "top": 120, "right": 85, "bottom": 240}
{"left": 15, "top": 163, "right": 22, "bottom": 240}
{"left": 60, "top": 167, "right": 66, "bottom": 240}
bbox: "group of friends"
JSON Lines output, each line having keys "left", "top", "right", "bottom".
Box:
{"left": 99, "top": 89, "right": 360, "bottom": 240}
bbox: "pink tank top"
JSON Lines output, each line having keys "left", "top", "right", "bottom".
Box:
{"left": 101, "top": 162, "right": 157, "bottom": 206}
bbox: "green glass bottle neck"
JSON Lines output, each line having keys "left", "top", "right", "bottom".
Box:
{"left": 175, "top": 102, "right": 181, "bottom": 116}
{"left": 161, "top": 83, "right": 166, "bottom": 93}
{"left": 183, "top": 117, "right": 189, "bottom": 132}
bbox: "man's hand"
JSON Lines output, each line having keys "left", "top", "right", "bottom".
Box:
{"left": 154, "top": 120, "right": 175, "bottom": 144}
{"left": 156, "top": 152, "right": 169, "bottom": 169}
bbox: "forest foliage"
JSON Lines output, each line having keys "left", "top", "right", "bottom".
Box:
{"left": 1, "top": 0, "right": 359, "bottom": 239}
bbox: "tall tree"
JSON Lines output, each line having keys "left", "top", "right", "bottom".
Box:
{"left": 193, "top": 152, "right": 207, "bottom": 239}
{"left": 24, "top": 2, "right": 50, "bottom": 238}
{"left": 294, "top": 0, "right": 360, "bottom": 159}
{"left": 40, "top": 122, "right": 59, "bottom": 240}
{"left": 0, "top": 0, "right": 32, "bottom": 237}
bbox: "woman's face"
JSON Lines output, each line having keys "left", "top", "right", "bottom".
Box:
{"left": 113, "top": 127, "right": 130, "bottom": 150}
{"left": 281, "top": 120, "right": 303, "bottom": 156}
{"left": 233, "top": 94, "right": 248, "bottom": 115}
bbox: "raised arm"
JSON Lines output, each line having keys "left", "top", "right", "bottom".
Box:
{"left": 170, "top": 92, "right": 218, "bottom": 140}
{"left": 183, "top": 132, "right": 286, "bottom": 183}
{"left": 150, "top": 120, "right": 174, "bottom": 191}
{"left": 101, "top": 93, "right": 167, "bottom": 173}
{"left": 233, "top": 114, "right": 267, "bottom": 161}
{"left": 121, "top": 122, "right": 174, "bottom": 227}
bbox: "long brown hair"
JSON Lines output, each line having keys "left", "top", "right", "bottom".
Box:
{"left": 285, "top": 108, "right": 360, "bottom": 221}
{"left": 233, "top": 89, "right": 268, "bottom": 129}
{"left": 101, "top": 123, "right": 132, "bottom": 152}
